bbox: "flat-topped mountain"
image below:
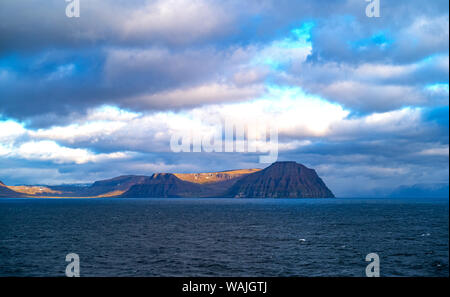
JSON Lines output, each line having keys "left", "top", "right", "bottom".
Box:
{"left": 0, "top": 161, "right": 335, "bottom": 198}
{"left": 224, "top": 161, "right": 334, "bottom": 198}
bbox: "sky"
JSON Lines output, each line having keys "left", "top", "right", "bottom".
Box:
{"left": 0, "top": 0, "right": 448, "bottom": 197}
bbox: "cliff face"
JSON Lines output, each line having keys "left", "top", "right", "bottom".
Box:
{"left": 1, "top": 161, "right": 335, "bottom": 198}
{"left": 224, "top": 161, "right": 335, "bottom": 198}
{"left": 86, "top": 175, "right": 149, "bottom": 196}
{"left": 122, "top": 162, "right": 334, "bottom": 198}
{"left": 0, "top": 181, "right": 25, "bottom": 197}
{"left": 121, "top": 173, "right": 203, "bottom": 198}
{"left": 26, "top": 175, "right": 150, "bottom": 197}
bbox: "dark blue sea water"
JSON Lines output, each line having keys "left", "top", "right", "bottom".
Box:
{"left": 0, "top": 197, "right": 448, "bottom": 277}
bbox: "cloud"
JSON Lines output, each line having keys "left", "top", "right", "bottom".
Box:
{"left": 0, "top": 0, "right": 448, "bottom": 196}
{"left": 0, "top": 99, "right": 447, "bottom": 195}
{"left": 1, "top": 1, "right": 448, "bottom": 120}
{"left": 0, "top": 120, "right": 26, "bottom": 141}
{"left": 122, "top": 83, "right": 265, "bottom": 110}
{"left": 1, "top": 139, "right": 131, "bottom": 165}
{"left": 0, "top": 92, "right": 443, "bottom": 159}
{"left": 418, "top": 146, "right": 449, "bottom": 157}
{"left": 308, "top": 12, "right": 449, "bottom": 64}
{"left": 285, "top": 54, "right": 449, "bottom": 112}
{"left": 0, "top": 0, "right": 255, "bottom": 52}
{"left": 119, "top": 0, "right": 236, "bottom": 45}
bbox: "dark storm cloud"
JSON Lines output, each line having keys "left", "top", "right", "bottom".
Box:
{"left": 0, "top": 0, "right": 448, "bottom": 123}
{"left": 0, "top": 47, "right": 247, "bottom": 124}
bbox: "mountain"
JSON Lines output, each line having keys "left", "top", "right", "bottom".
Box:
{"left": 0, "top": 176, "right": 149, "bottom": 198}
{"left": 0, "top": 180, "right": 25, "bottom": 197}
{"left": 41, "top": 175, "right": 149, "bottom": 197}
{"left": 224, "top": 161, "right": 335, "bottom": 198}
{"left": 121, "top": 173, "right": 203, "bottom": 198}
{"left": 82, "top": 175, "right": 149, "bottom": 196}
{"left": 389, "top": 183, "right": 449, "bottom": 198}
{"left": 7, "top": 185, "right": 61, "bottom": 196}
{"left": 120, "top": 162, "right": 335, "bottom": 198}
{"left": 1, "top": 161, "right": 335, "bottom": 198}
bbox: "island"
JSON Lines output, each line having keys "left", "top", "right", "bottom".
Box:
{"left": 0, "top": 161, "right": 335, "bottom": 198}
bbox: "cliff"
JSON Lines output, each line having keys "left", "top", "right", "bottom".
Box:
{"left": 224, "top": 161, "right": 335, "bottom": 198}
{"left": 121, "top": 173, "right": 204, "bottom": 198}
{"left": 1, "top": 161, "right": 335, "bottom": 198}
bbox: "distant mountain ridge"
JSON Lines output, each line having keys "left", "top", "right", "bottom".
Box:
{"left": 389, "top": 183, "right": 449, "bottom": 198}
{"left": 0, "top": 162, "right": 335, "bottom": 198}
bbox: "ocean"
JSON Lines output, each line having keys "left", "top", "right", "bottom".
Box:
{"left": 0, "top": 197, "right": 448, "bottom": 277}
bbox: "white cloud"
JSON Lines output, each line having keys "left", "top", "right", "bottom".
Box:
{"left": 31, "top": 121, "right": 126, "bottom": 144}
{"left": 2, "top": 140, "right": 130, "bottom": 164}
{"left": 2, "top": 96, "right": 427, "bottom": 160}
{"left": 418, "top": 146, "right": 449, "bottom": 156}
{"left": 328, "top": 107, "right": 423, "bottom": 139}
{"left": 85, "top": 105, "right": 140, "bottom": 122}
{"left": 0, "top": 120, "right": 26, "bottom": 141}
{"left": 119, "top": 0, "right": 234, "bottom": 44}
